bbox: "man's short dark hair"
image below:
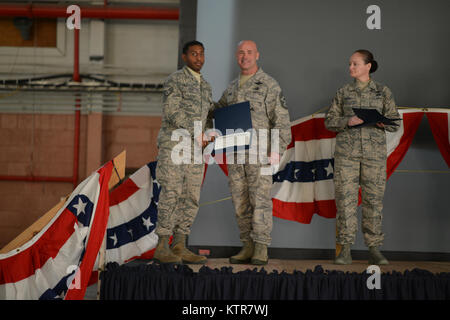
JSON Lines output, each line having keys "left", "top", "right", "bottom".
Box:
{"left": 182, "top": 40, "right": 204, "bottom": 54}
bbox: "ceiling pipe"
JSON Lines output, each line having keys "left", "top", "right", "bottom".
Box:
{"left": 0, "top": 176, "right": 73, "bottom": 183}
{"left": 0, "top": 3, "right": 179, "bottom": 20}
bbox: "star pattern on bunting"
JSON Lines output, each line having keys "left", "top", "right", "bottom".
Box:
{"left": 324, "top": 162, "right": 334, "bottom": 178}
{"left": 67, "top": 194, "right": 94, "bottom": 227}
{"left": 109, "top": 233, "right": 118, "bottom": 246}
{"left": 73, "top": 198, "right": 87, "bottom": 216}
{"left": 142, "top": 216, "right": 153, "bottom": 231}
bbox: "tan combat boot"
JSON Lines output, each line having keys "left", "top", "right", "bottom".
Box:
{"left": 153, "top": 235, "right": 182, "bottom": 264}
{"left": 229, "top": 240, "right": 254, "bottom": 264}
{"left": 368, "top": 246, "right": 389, "bottom": 265}
{"left": 251, "top": 242, "right": 268, "bottom": 265}
{"left": 334, "top": 244, "right": 352, "bottom": 265}
{"left": 171, "top": 233, "right": 207, "bottom": 264}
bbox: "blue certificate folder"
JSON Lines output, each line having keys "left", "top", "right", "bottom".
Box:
{"left": 213, "top": 101, "right": 253, "bottom": 153}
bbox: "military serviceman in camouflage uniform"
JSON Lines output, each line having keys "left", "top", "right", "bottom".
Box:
{"left": 325, "top": 49, "right": 400, "bottom": 265}
{"left": 216, "top": 40, "right": 291, "bottom": 265}
{"left": 153, "top": 41, "right": 214, "bottom": 264}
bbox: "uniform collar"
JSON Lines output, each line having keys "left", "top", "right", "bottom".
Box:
{"left": 249, "top": 67, "right": 264, "bottom": 82}
{"left": 368, "top": 78, "right": 378, "bottom": 90}
{"left": 351, "top": 78, "right": 377, "bottom": 91}
{"left": 182, "top": 65, "right": 205, "bottom": 84}
{"left": 236, "top": 67, "right": 264, "bottom": 88}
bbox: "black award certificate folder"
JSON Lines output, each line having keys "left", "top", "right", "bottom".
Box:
{"left": 351, "top": 108, "right": 401, "bottom": 128}
{"left": 213, "top": 101, "right": 253, "bottom": 153}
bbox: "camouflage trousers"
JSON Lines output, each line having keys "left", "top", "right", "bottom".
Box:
{"left": 155, "top": 158, "right": 204, "bottom": 237}
{"left": 334, "top": 153, "right": 386, "bottom": 247}
{"left": 227, "top": 162, "right": 273, "bottom": 245}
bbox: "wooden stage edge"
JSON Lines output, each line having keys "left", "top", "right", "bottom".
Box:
{"left": 142, "top": 258, "right": 450, "bottom": 274}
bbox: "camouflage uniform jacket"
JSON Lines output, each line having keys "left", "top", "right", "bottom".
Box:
{"left": 216, "top": 68, "right": 291, "bottom": 154}
{"left": 325, "top": 79, "right": 400, "bottom": 160}
{"left": 157, "top": 66, "right": 214, "bottom": 154}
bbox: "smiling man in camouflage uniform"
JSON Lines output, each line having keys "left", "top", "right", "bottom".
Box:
{"left": 215, "top": 40, "right": 291, "bottom": 265}
{"left": 153, "top": 40, "right": 214, "bottom": 264}
{"left": 325, "top": 49, "right": 400, "bottom": 265}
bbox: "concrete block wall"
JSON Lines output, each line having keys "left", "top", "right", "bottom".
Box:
{"left": 102, "top": 114, "right": 162, "bottom": 169}
{"left": 0, "top": 113, "right": 161, "bottom": 249}
{"left": 0, "top": 114, "right": 83, "bottom": 178}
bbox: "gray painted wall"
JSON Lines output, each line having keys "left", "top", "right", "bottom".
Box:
{"left": 190, "top": 0, "right": 450, "bottom": 253}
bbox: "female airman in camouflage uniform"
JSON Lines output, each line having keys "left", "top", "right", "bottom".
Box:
{"left": 325, "top": 50, "right": 400, "bottom": 265}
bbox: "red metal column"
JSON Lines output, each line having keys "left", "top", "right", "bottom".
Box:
{"left": 72, "top": 27, "right": 81, "bottom": 188}
{"left": 0, "top": 3, "right": 179, "bottom": 20}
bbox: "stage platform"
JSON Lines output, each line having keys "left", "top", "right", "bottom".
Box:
{"left": 186, "top": 258, "right": 450, "bottom": 274}
{"left": 92, "top": 258, "right": 450, "bottom": 300}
